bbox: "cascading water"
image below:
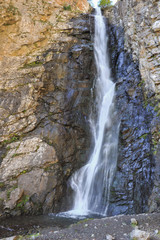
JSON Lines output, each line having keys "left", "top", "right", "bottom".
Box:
{"left": 67, "top": 3, "right": 120, "bottom": 217}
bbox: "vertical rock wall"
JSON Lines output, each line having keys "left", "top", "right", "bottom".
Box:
{"left": 105, "top": 0, "right": 160, "bottom": 214}
{"left": 0, "top": 0, "right": 94, "bottom": 217}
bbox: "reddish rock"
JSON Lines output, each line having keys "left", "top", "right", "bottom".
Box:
{"left": 55, "top": 0, "right": 89, "bottom": 12}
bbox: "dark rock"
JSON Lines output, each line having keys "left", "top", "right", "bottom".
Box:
{"left": 107, "top": 22, "right": 154, "bottom": 215}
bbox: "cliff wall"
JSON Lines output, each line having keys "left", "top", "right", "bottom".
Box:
{"left": 106, "top": 0, "right": 160, "bottom": 214}
{"left": 0, "top": 0, "right": 94, "bottom": 217}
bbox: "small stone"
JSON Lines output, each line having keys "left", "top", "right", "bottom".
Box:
{"left": 131, "top": 218, "right": 138, "bottom": 226}
{"left": 85, "top": 224, "right": 88, "bottom": 227}
{"left": 152, "top": 20, "right": 160, "bottom": 32}
{"left": 91, "top": 233, "right": 95, "bottom": 237}
{"left": 130, "top": 229, "right": 150, "bottom": 240}
{"left": 122, "top": 222, "right": 127, "bottom": 226}
{"left": 4, "top": 188, "right": 23, "bottom": 210}
{"left": 106, "top": 234, "right": 115, "bottom": 240}
{"left": 5, "top": 237, "right": 17, "bottom": 240}
{"left": 155, "top": 229, "right": 159, "bottom": 234}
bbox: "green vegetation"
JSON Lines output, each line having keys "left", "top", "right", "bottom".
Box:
{"left": 138, "top": 80, "right": 145, "bottom": 87}
{"left": 77, "top": 218, "right": 93, "bottom": 224}
{"left": 0, "top": 182, "right": 4, "bottom": 188}
{"left": 154, "top": 103, "right": 160, "bottom": 116}
{"left": 44, "top": 166, "right": 52, "bottom": 172}
{"left": 36, "top": 145, "right": 40, "bottom": 152}
{"left": 131, "top": 222, "right": 138, "bottom": 228}
{"left": 19, "top": 170, "right": 28, "bottom": 175}
{"left": 6, "top": 146, "right": 11, "bottom": 151}
{"left": 153, "top": 150, "right": 157, "bottom": 155}
{"left": 63, "top": 5, "right": 71, "bottom": 11}
{"left": 156, "top": 111, "right": 160, "bottom": 117}
{"left": 7, "top": 4, "right": 21, "bottom": 16}
{"left": 152, "top": 139, "right": 158, "bottom": 146}
{"left": 13, "top": 233, "right": 40, "bottom": 240}
{"left": 1, "top": 134, "right": 20, "bottom": 147}
{"left": 23, "top": 61, "right": 43, "bottom": 68}
{"left": 139, "top": 133, "right": 148, "bottom": 139}
{"left": 11, "top": 153, "right": 24, "bottom": 158}
{"left": 16, "top": 195, "right": 29, "bottom": 209}
{"left": 99, "top": 0, "right": 112, "bottom": 7}
{"left": 7, "top": 186, "right": 17, "bottom": 199}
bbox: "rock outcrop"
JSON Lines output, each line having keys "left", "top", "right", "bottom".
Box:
{"left": 0, "top": 0, "right": 94, "bottom": 216}
{"left": 105, "top": 0, "right": 160, "bottom": 214}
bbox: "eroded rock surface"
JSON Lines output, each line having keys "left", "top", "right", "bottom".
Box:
{"left": 0, "top": 0, "right": 94, "bottom": 216}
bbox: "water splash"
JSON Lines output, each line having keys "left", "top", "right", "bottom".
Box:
{"left": 88, "top": 0, "right": 99, "bottom": 8}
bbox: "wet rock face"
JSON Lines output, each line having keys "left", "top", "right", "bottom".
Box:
{"left": 0, "top": 0, "right": 94, "bottom": 216}
{"left": 106, "top": 0, "right": 160, "bottom": 215}
{"left": 108, "top": 25, "right": 154, "bottom": 215}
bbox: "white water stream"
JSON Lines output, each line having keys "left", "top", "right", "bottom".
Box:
{"left": 67, "top": 5, "right": 119, "bottom": 217}
{"left": 58, "top": 2, "right": 119, "bottom": 218}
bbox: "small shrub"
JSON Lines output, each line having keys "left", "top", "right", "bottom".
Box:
{"left": 23, "top": 61, "right": 43, "bottom": 68}
{"left": 63, "top": 5, "right": 71, "bottom": 11}
{"left": 139, "top": 133, "right": 148, "bottom": 139}
{"left": 11, "top": 153, "right": 24, "bottom": 158}
{"left": 16, "top": 195, "right": 29, "bottom": 209}
{"left": 99, "top": 0, "right": 112, "bottom": 7}
{"left": 0, "top": 182, "right": 4, "bottom": 188}
{"left": 1, "top": 134, "right": 20, "bottom": 146}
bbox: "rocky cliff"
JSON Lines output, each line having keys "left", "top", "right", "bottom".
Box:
{"left": 0, "top": 0, "right": 94, "bottom": 217}
{"left": 105, "top": 0, "right": 160, "bottom": 214}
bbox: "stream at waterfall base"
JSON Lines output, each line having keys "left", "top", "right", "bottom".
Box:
{"left": 0, "top": 213, "right": 103, "bottom": 238}
{"left": 0, "top": 213, "right": 160, "bottom": 239}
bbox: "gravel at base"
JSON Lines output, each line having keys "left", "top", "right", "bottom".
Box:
{"left": 36, "top": 213, "right": 160, "bottom": 240}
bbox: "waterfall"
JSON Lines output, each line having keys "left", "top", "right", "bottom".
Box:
{"left": 68, "top": 6, "right": 120, "bottom": 217}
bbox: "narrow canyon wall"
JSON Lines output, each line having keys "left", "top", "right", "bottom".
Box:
{"left": 0, "top": 0, "right": 94, "bottom": 217}
{"left": 105, "top": 0, "right": 160, "bottom": 214}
